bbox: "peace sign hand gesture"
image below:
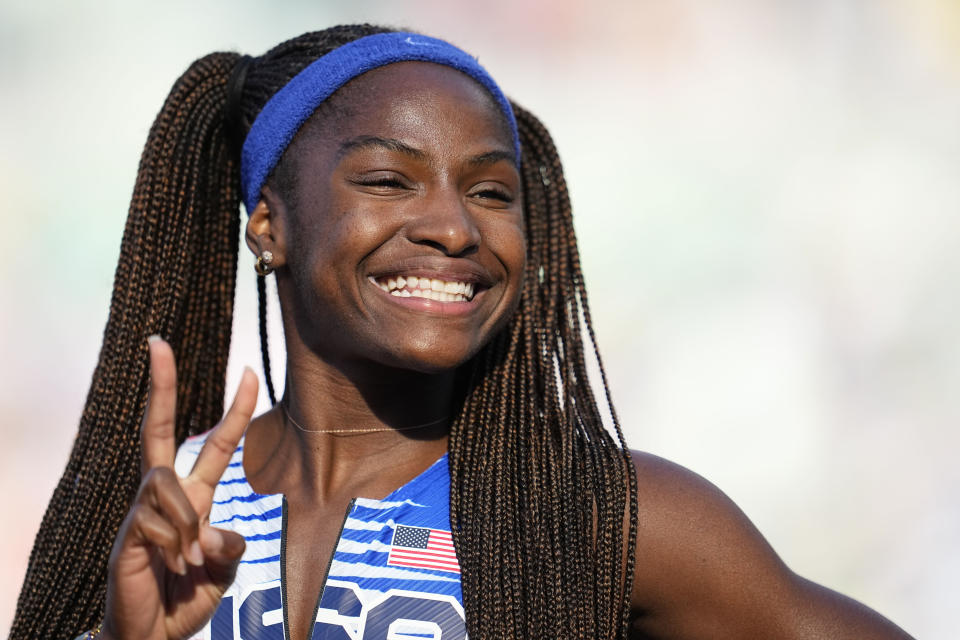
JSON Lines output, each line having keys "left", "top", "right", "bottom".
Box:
{"left": 99, "top": 337, "right": 258, "bottom": 640}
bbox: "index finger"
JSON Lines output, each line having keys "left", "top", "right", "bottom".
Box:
{"left": 141, "top": 335, "right": 178, "bottom": 471}
{"left": 189, "top": 367, "right": 258, "bottom": 488}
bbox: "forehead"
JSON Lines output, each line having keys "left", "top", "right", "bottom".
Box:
{"left": 338, "top": 61, "right": 499, "bottom": 107}
{"left": 299, "top": 61, "right": 514, "bottom": 149}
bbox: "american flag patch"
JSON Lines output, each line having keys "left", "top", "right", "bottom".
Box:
{"left": 387, "top": 525, "right": 460, "bottom": 574}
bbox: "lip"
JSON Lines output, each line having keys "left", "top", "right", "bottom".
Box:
{"left": 364, "top": 257, "right": 496, "bottom": 316}
{"left": 366, "top": 256, "right": 495, "bottom": 288}
{"left": 367, "top": 278, "right": 487, "bottom": 316}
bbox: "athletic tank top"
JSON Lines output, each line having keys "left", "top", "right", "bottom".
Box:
{"left": 174, "top": 434, "right": 466, "bottom": 640}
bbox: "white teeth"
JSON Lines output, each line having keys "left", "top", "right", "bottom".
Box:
{"left": 374, "top": 275, "right": 478, "bottom": 301}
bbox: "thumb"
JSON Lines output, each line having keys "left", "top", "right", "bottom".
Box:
{"left": 199, "top": 526, "right": 245, "bottom": 588}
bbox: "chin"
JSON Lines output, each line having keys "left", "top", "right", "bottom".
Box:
{"left": 389, "top": 352, "right": 475, "bottom": 376}
{"left": 378, "top": 340, "right": 483, "bottom": 376}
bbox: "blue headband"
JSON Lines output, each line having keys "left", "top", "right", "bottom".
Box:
{"left": 240, "top": 31, "right": 521, "bottom": 212}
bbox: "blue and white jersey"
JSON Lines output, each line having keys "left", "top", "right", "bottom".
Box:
{"left": 175, "top": 434, "right": 466, "bottom": 640}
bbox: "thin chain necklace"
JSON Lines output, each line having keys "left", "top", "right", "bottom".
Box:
{"left": 280, "top": 401, "right": 450, "bottom": 436}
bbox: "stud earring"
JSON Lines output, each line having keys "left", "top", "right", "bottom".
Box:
{"left": 255, "top": 250, "right": 274, "bottom": 276}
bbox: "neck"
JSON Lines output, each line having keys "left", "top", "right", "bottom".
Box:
{"left": 280, "top": 402, "right": 451, "bottom": 436}
{"left": 282, "top": 360, "right": 457, "bottom": 439}
{"left": 244, "top": 343, "right": 459, "bottom": 503}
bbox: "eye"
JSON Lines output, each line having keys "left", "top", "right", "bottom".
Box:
{"left": 469, "top": 183, "right": 514, "bottom": 205}
{"left": 355, "top": 177, "right": 406, "bottom": 189}
{"left": 350, "top": 172, "right": 412, "bottom": 195}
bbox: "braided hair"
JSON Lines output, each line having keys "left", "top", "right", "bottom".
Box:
{"left": 11, "top": 24, "right": 638, "bottom": 639}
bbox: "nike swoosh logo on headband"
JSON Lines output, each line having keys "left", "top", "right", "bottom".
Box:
{"left": 405, "top": 36, "right": 437, "bottom": 46}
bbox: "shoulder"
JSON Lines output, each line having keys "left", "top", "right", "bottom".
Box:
{"left": 627, "top": 449, "right": 790, "bottom": 619}
{"left": 628, "top": 449, "right": 773, "bottom": 562}
{"left": 625, "top": 450, "right": 913, "bottom": 639}
{"left": 629, "top": 448, "right": 745, "bottom": 521}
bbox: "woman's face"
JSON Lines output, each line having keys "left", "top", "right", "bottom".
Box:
{"left": 266, "top": 61, "right": 526, "bottom": 375}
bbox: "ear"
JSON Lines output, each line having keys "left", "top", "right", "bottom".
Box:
{"left": 244, "top": 185, "right": 287, "bottom": 268}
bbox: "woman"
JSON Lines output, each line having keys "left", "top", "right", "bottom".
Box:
{"left": 13, "top": 25, "right": 911, "bottom": 640}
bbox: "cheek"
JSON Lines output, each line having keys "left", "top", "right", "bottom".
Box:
{"left": 292, "top": 200, "right": 385, "bottom": 267}
{"left": 285, "top": 212, "right": 355, "bottom": 309}
{"left": 487, "top": 216, "right": 527, "bottom": 285}
{"left": 292, "top": 206, "right": 405, "bottom": 324}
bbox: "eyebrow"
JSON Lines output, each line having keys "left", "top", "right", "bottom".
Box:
{"left": 336, "top": 136, "right": 517, "bottom": 169}
{"left": 337, "top": 136, "right": 427, "bottom": 161}
{"left": 466, "top": 149, "right": 517, "bottom": 169}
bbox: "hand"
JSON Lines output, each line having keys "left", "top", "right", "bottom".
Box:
{"left": 100, "top": 337, "right": 258, "bottom": 640}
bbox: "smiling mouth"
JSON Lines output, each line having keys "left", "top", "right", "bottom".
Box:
{"left": 369, "top": 275, "right": 477, "bottom": 302}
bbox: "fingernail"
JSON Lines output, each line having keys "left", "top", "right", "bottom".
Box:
{"left": 147, "top": 335, "right": 162, "bottom": 344}
{"left": 187, "top": 540, "right": 204, "bottom": 566}
{"left": 176, "top": 554, "right": 188, "bottom": 575}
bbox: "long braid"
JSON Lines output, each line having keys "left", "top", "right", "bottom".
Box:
{"left": 256, "top": 274, "right": 278, "bottom": 405}
{"left": 10, "top": 52, "right": 242, "bottom": 639}
{"left": 14, "top": 25, "right": 638, "bottom": 639}
{"left": 449, "top": 104, "right": 638, "bottom": 638}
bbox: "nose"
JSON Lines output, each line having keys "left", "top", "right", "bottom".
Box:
{"left": 404, "top": 187, "right": 481, "bottom": 256}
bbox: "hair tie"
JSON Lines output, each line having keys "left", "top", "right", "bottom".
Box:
{"left": 225, "top": 54, "right": 254, "bottom": 154}
{"left": 240, "top": 32, "right": 520, "bottom": 213}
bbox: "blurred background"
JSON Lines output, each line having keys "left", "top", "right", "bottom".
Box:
{"left": 1, "top": 0, "right": 957, "bottom": 637}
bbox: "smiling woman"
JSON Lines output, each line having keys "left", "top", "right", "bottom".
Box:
{"left": 11, "top": 24, "right": 912, "bottom": 640}
{"left": 255, "top": 62, "right": 527, "bottom": 376}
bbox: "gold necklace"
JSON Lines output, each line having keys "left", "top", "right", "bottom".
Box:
{"left": 280, "top": 402, "right": 450, "bottom": 435}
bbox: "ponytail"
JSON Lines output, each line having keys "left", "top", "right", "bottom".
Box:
{"left": 11, "top": 52, "right": 242, "bottom": 639}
